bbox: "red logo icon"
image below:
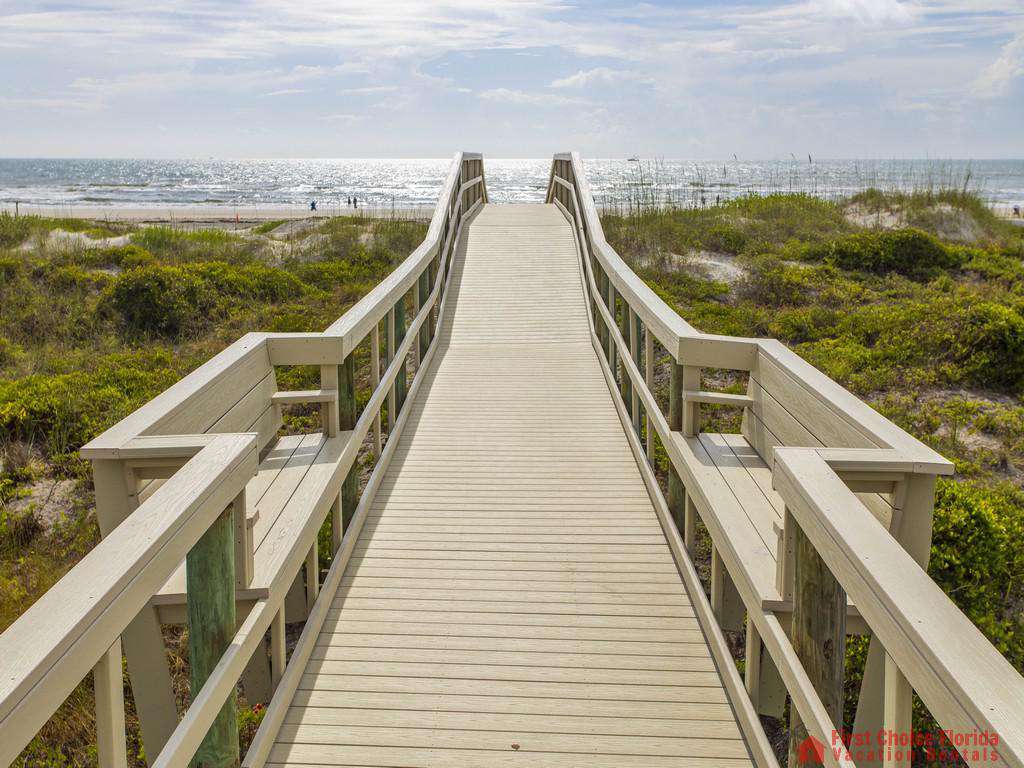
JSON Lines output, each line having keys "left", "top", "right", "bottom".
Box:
{"left": 798, "top": 735, "right": 827, "bottom": 764}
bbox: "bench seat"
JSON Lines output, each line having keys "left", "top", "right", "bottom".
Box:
{"left": 672, "top": 432, "right": 891, "bottom": 622}
{"left": 151, "top": 431, "right": 351, "bottom": 621}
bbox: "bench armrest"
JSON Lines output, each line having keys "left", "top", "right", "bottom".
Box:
{"left": 270, "top": 389, "right": 338, "bottom": 405}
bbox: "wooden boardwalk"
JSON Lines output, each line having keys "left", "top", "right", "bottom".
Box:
{"left": 266, "top": 204, "right": 755, "bottom": 766}
{"left": 11, "top": 155, "right": 1016, "bottom": 768}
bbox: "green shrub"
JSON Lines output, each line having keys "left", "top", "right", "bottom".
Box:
{"left": 0, "top": 350, "right": 183, "bottom": 456}
{"left": 103, "top": 262, "right": 310, "bottom": 337}
{"left": 930, "top": 479, "right": 1024, "bottom": 666}
{"left": 738, "top": 255, "right": 811, "bottom": 307}
{"left": 802, "top": 228, "right": 965, "bottom": 278}
{"left": 0, "top": 213, "right": 32, "bottom": 248}
{"left": 104, "top": 265, "right": 216, "bottom": 337}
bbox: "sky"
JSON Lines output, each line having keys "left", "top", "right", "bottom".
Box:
{"left": 0, "top": 1, "right": 1022, "bottom": 159}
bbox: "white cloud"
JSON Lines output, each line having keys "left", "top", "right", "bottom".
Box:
{"left": 810, "top": 0, "right": 919, "bottom": 25}
{"left": 264, "top": 88, "right": 305, "bottom": 97}
{"left": 339, "top": 86, "right": 397, "bottom": 95}
{"left": 976, "top": 32, "right": 1024, "bottom": 97}
{"left": 550, "top": 67, "right": 643, "bottom": 89}
{"left": 320, "top": 112, "right": 363, "bottom": 124}
{"left": 479, "top": 88, "right": 581, "bottom": 107}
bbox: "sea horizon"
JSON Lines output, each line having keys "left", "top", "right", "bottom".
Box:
{"left": 2, "top": 156, "right": 1023, "bottom": 211}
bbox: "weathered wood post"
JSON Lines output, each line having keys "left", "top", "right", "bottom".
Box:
{"left": 596, "top": 267, "right": 609, "bottom": 358}
{"left": 186, "top": 504, "right": 239, "bottom": 768}
{"left": 667, "top": 359, "right": 686, "bottom": 542}
{"left": 619, "top": 297, "right": 632, "bottom": 406}
{"left": 394, "top": 294, "right": 407, "bottom": 414}
{"left": 629, "top": 309, "right": 642, "bottom": 437}
{"left": 787, "top": 511, "right": 846, "bottom": 768}
{"left": 417, "top": 268, "right": 430, "bottom": 361}
{"left": 338, "top": 351, "right": 357, "bottom": 532}
{"left": 606, "top": 282, "right": 617, "bottom": 377}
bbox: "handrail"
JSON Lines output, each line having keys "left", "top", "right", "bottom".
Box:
{"left": 325, "top": 151, "right": 486, "bottom": 355}
{"left": 547, "top": 152, "right": 1022, "bottom": 768}
{"left": 0, "top": 433, "right": 258, "bottom": 766}
{"left": 0, "top": 152, "right": 487, "bottom": 768}
{"left": 773, "top": 448, "right": 1024, "bottom": 766}
{"left": 548, "top": 151, "right": 950, "bottom": 470}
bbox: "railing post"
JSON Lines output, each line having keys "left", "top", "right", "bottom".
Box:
{"left": 394, "top": 294, "right": 407, "bottom": 414}
{"left": 644, "top": 326, "right": 654, "bottom": 460}
{"left": 94, "top": 639, "right": 127, "bottom": 768}
{"left": 619, "top": 299, "right": 632, "bottom": 408}
{"left": 92, "top": 460, "right": 177, "bottom": 760}
{"left": 371, "top": 321, "right": 382, "bottom": 457}
{"left": 416, "top": 267, "right": 430, "bottom": 363}
{"left": 338, "top": 351, "right": 357, "bottom": 532}
{"left": 386, "top": 307, "right": 396, "bottom": 433}
{"left": 787, "top": 515, "right": 846, "bottom": 768}
{"left": 628, "top": 308, "right": 641, "bottom": 437}
{"left": 186, "top": 504, "right": 238, "bottom": 768}
{"left": 668, "top": 360, "right": 687, "bottom": 545}
{"left": 883, "top": 653, "right": 912, "bottom": 768}
{"left": 606, "top": 282, "right": 617, "bottom": 376}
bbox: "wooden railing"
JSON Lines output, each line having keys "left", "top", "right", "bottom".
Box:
{"left": 0, "top": 152, "right": 486, "bottom": 767}
{"left": 547, "top": 151, "right": 1024, "bottom": 768}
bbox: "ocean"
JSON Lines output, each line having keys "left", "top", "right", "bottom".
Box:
{"left": 1, "top": 157, "right": 1022, "bottom": 212}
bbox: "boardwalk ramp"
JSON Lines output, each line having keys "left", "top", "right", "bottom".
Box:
{"left": 2, "top": 153, "right": 1021, "bottom": 768}
{"left": 264, "top": 202, "right": 755, "bottom": 766}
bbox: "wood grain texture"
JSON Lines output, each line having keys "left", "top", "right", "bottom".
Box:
{"left": 262, "top": 204, "right": 755, "bottom": 768}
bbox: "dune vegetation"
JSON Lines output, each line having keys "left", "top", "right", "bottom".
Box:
{"left": 603, "top": 188, "right": 1024, "bottom": 755}
{"left": 1, "top": 189, "right": 1022, "bottom": 764}
{"left": 0, "top": 212, "right": 426, "bottom": 764}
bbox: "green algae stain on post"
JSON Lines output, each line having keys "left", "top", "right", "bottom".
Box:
{"left": 417, "top": 268, "right": 430, "bottom": 358}
{"left": 338, "top": 351, "right": 357, "bottom": 532}
{"left": 186, "top": 506, "right": 239, "bottom": 768}
{"left": 394, "top": 292, "right": 408, "bottom": 413}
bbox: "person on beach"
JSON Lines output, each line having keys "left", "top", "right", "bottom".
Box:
{"left": 347, "top": 197, "right": 352, "bottom": 207}
{"left": 1015, "top": 205, "right": 1021, "bottom": 218}
{"left": 353, "top": 196, "right": 358, "bottom": 209}
{"left": 310, "top": 200, "right": 317, "bottom": 212}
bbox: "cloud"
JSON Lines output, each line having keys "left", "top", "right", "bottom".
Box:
{"left": 338, "top": 85, "right": 397, "bottom": 95}
{"left": 811, "top": 0, "right": 919, "bottom": 25}
{"left": 264, "top": 88, "right": 305, "bottom": 97}
{"left": 320, "top": 112, "right": 363, "bottom": 124}
{"left": 976, "top": 32, "right": 1024, "bottom": 97}
{"left": 479, "top": 88, "right": 581, "bottom": 106}
{"left": 550, "top": 67, "right": 644, "bottom": 89}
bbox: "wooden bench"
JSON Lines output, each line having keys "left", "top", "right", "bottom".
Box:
{"left": 82, "top": 332, "right": 353, "bottom": 701}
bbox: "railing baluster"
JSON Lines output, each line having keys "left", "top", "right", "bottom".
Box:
{"left": 94, "top": 639, "right": 127, "bottom": 768}
{"left": 619, "top": 298, "right": 632, "bottom": 407}
{"left": 186, "top": 504, "right": 238, "bottom": 767}
{"left": 387, "top": 307, "right": 396, "bottom": 433}
{"left": 270, "top": 608, "right": 286, "bottom": 690}
{"left": 628, "top": 308, "right": 641, "bottom": 436}
{"left": 668, "top": 359, "right": 687, "bottom": 542}
{"left": 883, "top": 652, "right": 912, "bottom": 768}
{"left": 394, "top": 294, "right": 407, "bottom": 414}
{"left": 644, "top": 325, "right": 654, "bottom": 460}
{"left": 371, "top": 321, "right": 382, "bottom": 457}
